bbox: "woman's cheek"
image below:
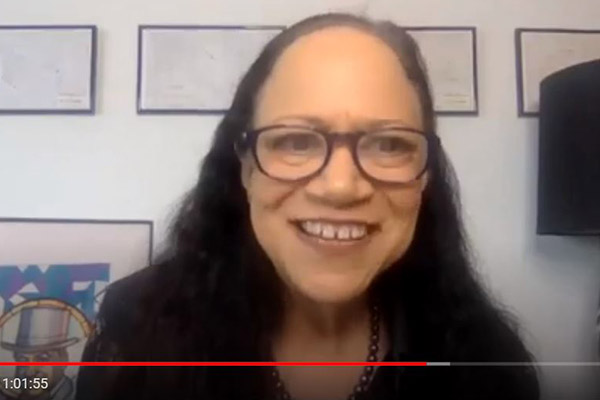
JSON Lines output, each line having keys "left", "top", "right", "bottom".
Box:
{"left": 247, "top": 168, "right": 297, "bottom": 209}
{"left": 247, "top": 172, "right": 299, "bottom": 260}
{"left": 379, "top": 189, "right": 423, "bottom": 265}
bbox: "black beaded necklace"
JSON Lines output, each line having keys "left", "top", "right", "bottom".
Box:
{"left": 271, "top": 304, "right": 381, "bottom": 400}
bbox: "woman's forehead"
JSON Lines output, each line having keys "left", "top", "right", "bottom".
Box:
{"left": 254, "top": 26, "right": 423, "bottom": 129}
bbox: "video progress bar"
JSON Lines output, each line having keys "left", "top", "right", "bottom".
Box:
{"left": 3, "top": 362, "right": 596, "bottom": 367}
{"left": 0, "top": 362, "right": 435, "bottom": 367}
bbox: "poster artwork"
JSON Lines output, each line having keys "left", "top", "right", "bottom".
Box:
{"left": 0, "top": 263, "right": 109, "bottom": 400}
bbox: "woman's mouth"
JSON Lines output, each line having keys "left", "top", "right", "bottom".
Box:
{"left": 291, "top": 219, "right": 378, "bottom": 242}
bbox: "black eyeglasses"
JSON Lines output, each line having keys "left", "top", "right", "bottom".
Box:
{"left": 235, "top": 124, "right": 438, "bottom": 184}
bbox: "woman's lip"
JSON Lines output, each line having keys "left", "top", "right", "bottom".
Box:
{"left": 291, "top": 222, "right": 374, "bottom": 255}
{"left": 289, "top": 218, "right": 380, "bottom": 232}
{"left": 290, "top": 217, "right": 378, "bottom": 225}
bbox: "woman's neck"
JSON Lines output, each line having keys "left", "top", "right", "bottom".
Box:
{"left": 271, "top": 290, "right": 387, "bottom": 399}
{"left": 286, "top": 291, "right": 369, "bottom": 337}
{"left": 273, "top": 290, "right": 372, "bottom": 359}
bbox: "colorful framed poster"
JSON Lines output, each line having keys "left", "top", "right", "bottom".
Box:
{"left": 137, "top": 25, "right": 284, "bottom": 114}
{"left": 0, "top": 26, "right": 97, "bottom": 115}
{"left": 0, "top": 218, "right": 153, "bottom": 399}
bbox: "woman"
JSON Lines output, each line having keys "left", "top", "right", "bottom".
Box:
{"left": 77, "top": 13, "right": 539, "bottom": 400}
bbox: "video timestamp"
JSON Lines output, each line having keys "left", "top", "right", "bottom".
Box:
{"left": 2, "top": 377, "right": 49, "bottom": 391}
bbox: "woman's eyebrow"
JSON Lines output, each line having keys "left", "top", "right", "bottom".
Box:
{"left": 270, "top": 115, "right": 414, "bottom": 130}
{"left": 361, "top": 118, "right": 413, "bottom": 130}
{"left": 271, "top": 115, "right": 329, "bottom": 128}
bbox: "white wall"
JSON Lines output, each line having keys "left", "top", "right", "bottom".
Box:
{"left": 1, "top": 0, "right": 600, "bottom": 386}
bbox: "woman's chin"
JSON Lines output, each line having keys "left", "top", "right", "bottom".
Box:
{"left": 292, "top": 275, "right": 370, "bottom": 304}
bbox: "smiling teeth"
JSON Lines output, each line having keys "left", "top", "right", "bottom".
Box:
{"left": 299, "top": 221, "right": 368, "bottom": 241}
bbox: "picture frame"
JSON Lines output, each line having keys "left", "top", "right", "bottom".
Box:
{"left": 137, "top": 25, "right": 284, "bottom": 114}
{"left": 406, "top": 27, "right": 479, "bottom": 116}
{"left": 0, "top": 217, "right": 152, "bottom": 390}
{"left": 515, "top": 28, "right": 600, "bottom": 117}
{"left": 0, "top": 25, "right": 97, "bottom": 115}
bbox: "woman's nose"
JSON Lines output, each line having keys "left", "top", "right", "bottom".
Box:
{"left": 304, "top": 145, "right": 373, "bottom": 207}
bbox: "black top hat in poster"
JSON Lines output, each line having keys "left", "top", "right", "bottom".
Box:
{"left": 0, "top": 218, "right": 152, "bottom": 400}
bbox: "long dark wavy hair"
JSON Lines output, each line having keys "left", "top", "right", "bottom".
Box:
{"left": 85, "top": 13, "right": 536, "bottom": 399}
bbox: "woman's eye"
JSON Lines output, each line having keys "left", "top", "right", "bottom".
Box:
{"left": 271, "top": 133, "right": 321, "bottom": 152}
{"left": 371, "top": 137, "right": 415, "bottom": 154}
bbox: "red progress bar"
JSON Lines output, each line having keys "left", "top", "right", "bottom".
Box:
{"left": 0, "top": 362, "right": 428, "bottom": 367}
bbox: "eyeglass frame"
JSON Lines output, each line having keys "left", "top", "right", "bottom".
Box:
{"left": 235, "top": 124, "right": 440, "bottom": 185}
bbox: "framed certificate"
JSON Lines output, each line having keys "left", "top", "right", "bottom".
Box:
{"left": 0, "top": 217, "right": 152, "bottom": 391}
{"left": 406, "top": 27, "right": 479, "bottom": 115}
{"left": 137, "top": 25, "right": 283, "bottom": 114}
{"left": 0, "top": 26, "right": 97, "bottom": 114}
{"left": 516, "top": 28, "right": 600, "bottom": 117}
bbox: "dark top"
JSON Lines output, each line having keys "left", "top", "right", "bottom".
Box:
{"left": 76, "top": 267, "right": 539, "bottom": 400}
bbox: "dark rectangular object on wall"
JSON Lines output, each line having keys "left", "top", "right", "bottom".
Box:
{"left": 537, "top": 59, "right": 600, "bottom": 235}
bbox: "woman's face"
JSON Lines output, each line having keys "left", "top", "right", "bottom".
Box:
{"left": 242, "top": 27, "right": 427, "bottom": 304}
